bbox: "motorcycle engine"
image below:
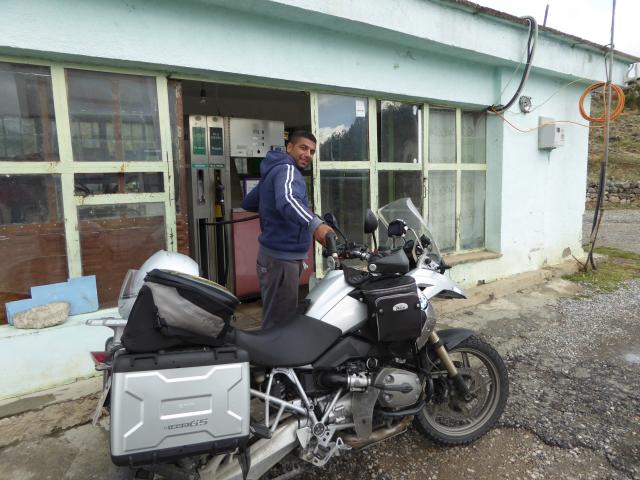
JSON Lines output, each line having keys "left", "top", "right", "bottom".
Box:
{"left": 375, "top": 367, "right": 422, "bottom": 409}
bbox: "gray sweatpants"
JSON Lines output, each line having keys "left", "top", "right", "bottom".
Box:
{"left": 256, "top": 251, "right": 304, "bottom": 329}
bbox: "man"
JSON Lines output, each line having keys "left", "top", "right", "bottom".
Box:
{"left": 242, "top": 130, "right": 334, "bottom": 329}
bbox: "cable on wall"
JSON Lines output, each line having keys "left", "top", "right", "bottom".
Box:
{"left": 488, "top": 16, "right": 538, "bottom": 114}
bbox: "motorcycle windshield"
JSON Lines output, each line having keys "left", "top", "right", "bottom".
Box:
{"left": 377, "top": 198, "right": 442, "bottom": 262}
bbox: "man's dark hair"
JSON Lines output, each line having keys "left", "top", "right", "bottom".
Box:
{"left": 289, "top": 130, "right": 317, "bottom": 145}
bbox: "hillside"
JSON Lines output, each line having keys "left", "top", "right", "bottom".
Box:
{"left": 588, "top": 86, "right": 640, "bottom": 182}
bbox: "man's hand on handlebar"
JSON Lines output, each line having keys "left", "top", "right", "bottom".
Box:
{"left": 314, "top": 223, "right": 336, "bottom": 248}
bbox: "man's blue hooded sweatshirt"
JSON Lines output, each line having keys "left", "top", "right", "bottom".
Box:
{"left": 241, "top": 150, "right": 322, "bottom": 260}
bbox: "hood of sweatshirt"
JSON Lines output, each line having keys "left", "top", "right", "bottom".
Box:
{"left": 259, "top": 150, "right": 297, "bottom": 177}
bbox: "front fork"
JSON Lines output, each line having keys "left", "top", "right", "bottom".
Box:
{"left": 428, "top": 332, "right": 473, "bottom": 401}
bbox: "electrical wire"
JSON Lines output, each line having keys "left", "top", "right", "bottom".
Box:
{"left": 489, "top": 16, "right": 538, "bottom": 113}
{"left": 579, "top": 82, "right": 625, "bottom": 123}
{"left": 490, "top": 81, "right": 624, "bottom": 134}
{"left": 490, "top": 109, "right": 597, "bottom": 133}
{"left": 498, "top": 46, "right": 528, "bottom": 98}
{"left": 586, "top": 0, "right": 619, "bottom": 270}
{"left": 499, "top": 60, "right": 525, "bottom": 99}
{"left": 526, "top": 78, "right": 583, "bottom": 114}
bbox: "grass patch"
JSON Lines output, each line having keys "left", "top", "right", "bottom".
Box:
{"left": 564, "top": 247, "right": 640, "bottom": 291}
{"left": 588, "top": 96, "right": 640, "bottom": 182}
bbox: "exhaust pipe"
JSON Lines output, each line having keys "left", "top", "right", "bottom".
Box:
{"left": 341, "top": 416, "right": 413, "bottom": 449}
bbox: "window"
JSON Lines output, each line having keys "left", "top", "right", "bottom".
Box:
{"left": 378, "top": 171, "right": 422, "bottom": 214}
{"left": 67, "top": 69, "right": 161, "bottom": 162}
{"left": 74, "top": 172, "right": 163, "bottom": 195}
{"left": 427, "top": 109, "right": 487, "bottom": 252}
{"left": 65, "top": 70, "right": 172, "bottom": 307}
{"left": 320, "top": 170, "right": 370, "bottom": 245}
{"left": 0, "top": 174, "right": 67, "bottom": 324}
{"left": 316, "top": 94, "right": 371, "bottom": 246}
{"left": 312, "top": 95, "right": 487, "bottom": 276}
{"left": 78, "top": 203, "right": 165, "bottom": 306}
{"left": 318, "top": 94, "right": 368, "bottom": 162}
{"left": 0, "top": 61, "right": 176, "bottom": 323}
{"left": 379, "top": 101, "right": 420, "bottom": 164}
{"left": 377, "top": 100, "right": 423, "bottom": 216}
{"left": 0, "top": 63, "right": 58, "bottom": 162}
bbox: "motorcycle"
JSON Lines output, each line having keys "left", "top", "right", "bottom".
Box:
{"left": 88, "top": 197, "right": 508, "bottom": 480}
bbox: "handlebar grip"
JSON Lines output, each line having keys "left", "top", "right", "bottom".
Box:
{"left": 325, "top": 232, "right": 338, "bottom": 257}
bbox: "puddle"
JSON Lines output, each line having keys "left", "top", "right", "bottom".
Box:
{"left": 623, "top": 353, "right": 640, "bottom": 365}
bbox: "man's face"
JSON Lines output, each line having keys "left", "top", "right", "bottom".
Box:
{"left": 287, "top": 137, "right": 316, "bottom": 170}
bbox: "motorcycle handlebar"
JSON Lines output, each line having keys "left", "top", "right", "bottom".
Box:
{"left": 325, "top": 232, "right": 338, "bottom": 258}
{"left": 347, "top": 249, "right": 370, "bottom": 261}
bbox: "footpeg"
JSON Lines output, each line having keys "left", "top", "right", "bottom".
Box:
{"left": 250, "top": 421, "right": 272, "bottom": 439}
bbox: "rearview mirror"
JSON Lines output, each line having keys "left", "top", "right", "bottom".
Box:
{"left": 364, "top": 209, "right": 378, "bottom": 234}
{"left": 323, "top": 213, "right": 338, "bottom": 228}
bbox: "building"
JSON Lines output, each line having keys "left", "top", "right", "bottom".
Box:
{"left": 0, "top": 0, "right": 636, "bottom": 399}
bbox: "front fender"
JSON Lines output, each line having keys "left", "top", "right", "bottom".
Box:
{"left": 436, "top": 328, "right": 475, "bottom": 350}
{"left": 408, "top": 268, "right": 466, "bottom": 300}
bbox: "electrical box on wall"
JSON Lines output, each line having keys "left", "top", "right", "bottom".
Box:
{"left": 538, "top": 117, "right": 565, "bottom": 150}
{"left": 229, "top": 118, "right": 285, "bottom": 157}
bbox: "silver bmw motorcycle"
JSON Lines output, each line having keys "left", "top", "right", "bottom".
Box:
{"left": 88, "top": 198, "right": 508, "bottom": 480}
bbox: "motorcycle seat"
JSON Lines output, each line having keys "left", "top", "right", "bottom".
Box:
{"left": 231, "top": 315, "right": 341, "bottom": 367}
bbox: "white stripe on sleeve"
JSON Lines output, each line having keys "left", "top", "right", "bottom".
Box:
{"left": 284, "top": 165, "right": 312, "bottom": 222}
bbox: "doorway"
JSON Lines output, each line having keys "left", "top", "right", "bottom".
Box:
{"left": 175, "top": 81, "right": 313, "bottom": 298}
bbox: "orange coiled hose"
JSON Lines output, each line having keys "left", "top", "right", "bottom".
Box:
{"left": 579, "top": 82, "right": 625, "bottom": 123}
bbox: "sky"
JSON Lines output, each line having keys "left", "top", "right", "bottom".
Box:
{"left": 476, "top": 0, "right": 640, "bottom": 57}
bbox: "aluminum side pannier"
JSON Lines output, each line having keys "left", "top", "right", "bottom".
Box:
{"left": 110, "top": 346, "right": 250, "bottom": 466}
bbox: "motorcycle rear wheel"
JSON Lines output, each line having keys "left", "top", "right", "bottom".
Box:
{"left": 416, "top": 335, "right": 508, "bottom": 446}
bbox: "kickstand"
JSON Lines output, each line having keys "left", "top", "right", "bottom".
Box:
{"left": 238, "top": 448, "right": 251, "bottom": 480}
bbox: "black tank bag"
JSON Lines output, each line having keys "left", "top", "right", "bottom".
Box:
{"left": 360, "top": 275, "right": 422, "bottom": 342}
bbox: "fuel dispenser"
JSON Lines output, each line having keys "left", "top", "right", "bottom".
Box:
{"left": 187, "top": 115, "right": 229, "bottom": 285}
{"left": 187, "top": 116, "right": 287, "bottom": 296}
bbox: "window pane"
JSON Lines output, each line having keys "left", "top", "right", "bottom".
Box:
{"left": 428, "top": 171, "right": 456, "bottom": 252}
{"left": 378, "top": 171, "right": 422, "bottom": 214}
{"left": 74, "top": 172, "right": 164, "bottom": 195}
{"left": 460, "top": 171, "right": 485, "bottom": 249}
{"left": 428, "top": 109, "right": 456, "bottom": 164}
{"left": 67, "top": 70, "right": 161, "bottom": 161}
{"left": 318, "top": 94, "right": 368, "bottom": 162}
{"left": 0, "top": 63, "right": 58, "bottom": 162}
{"left": 0, "top": 174, "right": 64, "bottom": 224}
{"left": 0, "top": 174, "right": 67, "bottom": 324}
{"left": 79, "top": 203, "right": 165, "bottom": 307}
{"left": 320, "top": 170, "right": 369, "bottom": 245}
{"left": 379, "top": 101, "right": 420, "bottom": 163}
{"left": 462, "top": 112, "right": 486, "bottom": 164}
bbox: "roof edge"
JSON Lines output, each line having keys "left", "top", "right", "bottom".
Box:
{"left": 440, "top": 0, "right": 640, "bottom": 63}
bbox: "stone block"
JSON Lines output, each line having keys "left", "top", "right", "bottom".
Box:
{"left": 12, "top": 302, "right": 70, "bottom": 329}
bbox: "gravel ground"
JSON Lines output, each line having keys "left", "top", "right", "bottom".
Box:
{"left": 583, "top": 209, "right": 640, "bottom": 253}
{"left": 300, "top": 279, "right": 640, "bottom": 480}
{"left": 500, "top": 280, "right": 640, "bottom": 479}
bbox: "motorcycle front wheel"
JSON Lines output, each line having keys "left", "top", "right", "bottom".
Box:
{"left": 416, "top": 335, "right": 508, "bottom": 446}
